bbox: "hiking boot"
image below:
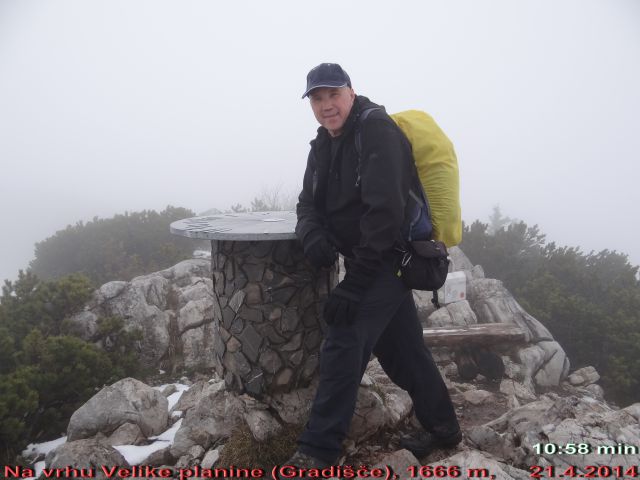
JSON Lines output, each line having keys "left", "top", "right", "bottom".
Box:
{"left": 399, "top": 429, "right": 462, "bottom": 458}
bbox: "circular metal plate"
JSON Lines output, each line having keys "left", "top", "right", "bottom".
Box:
{"left": 170, "top": 211, "right": 298, "bottom": 241}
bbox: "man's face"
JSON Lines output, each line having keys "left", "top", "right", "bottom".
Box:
{"left": 309, "top": 86, "right": 355, "bottom": 137}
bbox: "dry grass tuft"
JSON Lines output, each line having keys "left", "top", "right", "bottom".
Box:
{"left": 216, "top": 422, "right": 303, "bottom": 470}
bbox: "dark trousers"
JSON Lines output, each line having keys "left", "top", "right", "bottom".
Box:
{"left": 298, "top": 262, "right": 459, "bottom": 463}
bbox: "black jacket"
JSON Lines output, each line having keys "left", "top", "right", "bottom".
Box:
{"left": 296, "top": 95, "right": 419, "bottom": 283}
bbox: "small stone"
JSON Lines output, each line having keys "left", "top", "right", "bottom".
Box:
{"left": 239, "top": 324, "right": 263, "bottom": 363}
{"left": 224, "top": 351, "right": 252, "bottom": 377}
{"left": 273, "top": 241, "right": 295, "bottom": 266}
{"left": 276, "top": 368, "right": 294, "bottom": 387}
{"left": 229, "top": 291, "right": 246, "bottom": 313}
{"left": 268, "top": 286, "right": 297, "bottom": 305}
{"left": 188, "top": 445, "right": 205, "bottom": 460}
{"left": 244, "top": 409, "right": 283, "bottom": 442}
{"left": 225, "top": 259, "right": 235, "bottom": 283}
{"left": 360, "top": 374, "right": 373, "bottom": 387}
{"left": 201, "top": 449, "right": 221, "bottom": 469}
{"left": 281, "top": 308, "right": 300, "bottom": 332}
{"left": 303, "top": 329, "right": 322, "bottom": 351}
{"left": 568, "top": 366, "right": 600, "bottom": 386}
{"left": 106, "top": 423, "right": 145, "bottom": 446}
{"left": 268, "top": 307, "right": 282, "bottom": 322}
{"left": 142, "top": 446, "right": 172, "bottom": 466}
{"left": 239, "top": 305, "right": 263, "bottom": 323}
{"left": 162, "top": 384, "right": 178, "bottom": 397}
{"left": 500, "top": 379, "right": 536, "bottom": 400}
{"left": 257, "top": 324, "right": 286, "bottom": 345}
{"left": 213, "top": 333, "right": 226, "bottom": 358}
{"left": 230, "top": 316, "right": 244, "bottom": 335}
{"left": 222, "top": 307, "right": 235, "bottom": 330}
{"left": 302, "top": 355, "right": 319, "bottom": 379}
{"left": 227, "top": 336, "right": 241, "bottom": 353}
{"left": 245, "top": 284, "right": 263, "bottom": 305}
{"left": 243, "top": 263, "right": 265, "bottom": 283}
{"left": 245, "top": 371, "right": 264, "bottom": 396}
{"left": 250, "top": 241, "right": 273, "bottom": 259}
{"left": 234, "top": 270, "right": 248, "bottom": 290}
{"left": 175, "top": 454, "right": 194, "bottom": 469}
{"left": 289, "top": 350, "right": 303, "bottom": 366}
{"left": 302, "top": 305, "right": 320, "bottom": 328}
{"left": 259, "top": 349, "right": 283, "bottom": 375}
{"left": 219, "top": 326, "right": 231, "bottom": 343}
{"left": 462, "top": 389, "right": 494, "bottom": 405}
{"left": 281, "top": 333, "right": 302, "bottom": 352}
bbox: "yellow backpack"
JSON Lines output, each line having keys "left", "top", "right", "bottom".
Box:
{"left": 390, "top": 110, "right": 462, "bottom": 247}
{"left": 356, "top": 108, "right": 462, "bottom": 247}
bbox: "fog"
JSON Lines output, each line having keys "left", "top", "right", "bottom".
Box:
{"left": 1, "top": 0, "right": 639, "bottom": 284}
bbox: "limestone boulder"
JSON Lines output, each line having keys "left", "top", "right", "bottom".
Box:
{"left": 480, "top": 394, "right": 640, "bottom": 471}
{"left": 67, "top": 259, "right": 215, "bottom": 371}
{"left": 67, "top": 377, "right": 168, "bottom": 441}
{"left": 568, "top": 366, "right": 600, "bottom": 386}
{"left": 170, "top": 381, "right": 245, "bottom": 457}
{"left": 45, "top": 439, "right": 129, "bottom": 479}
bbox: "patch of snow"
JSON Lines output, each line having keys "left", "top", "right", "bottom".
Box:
{"left": 150, "top": 418, "right": 182, "bottom": 442}
{"left": 22, "top": 436, "right": 67, "bottom": 458}
{"left": 166, "top": 384, "right": 190, "bottom": 410}
{"left": 113, "top": 441, "right": 170, "bottom": 466}
{"left": 23, "top": 460, "right": 46, "bottom": 480}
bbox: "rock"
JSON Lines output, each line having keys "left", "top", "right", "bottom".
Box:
{"left": 471, "top": 265, "right": 485, "bottom": 279}
{"left": 268, "top": 382, "right": 317, "bottom": 424}
{"left": 244, "top": 409, "right": 283, "bottom": 442}
{"left": 429, "top": 451, "right": 531, "bottom": 480}
{"left": 372, "top": 449, "right": 420, "bottom": 478}
{"left": 67, "top": 259, "right": 213, "bottom": 371}
{"left": 170, "top": 380, "right": 209, "bottom": 414}
{"left": 533, "top": 341, "right": 570, "bottom": 387}
{"left": 446, "top": 300, "right": 478, "bottom": 326}
{"left": 188, "top": 445, "right": 205, "bottom": 459}
{"left": 45, "top": 439, "right": 129, "bottom": 479}
{"left": 463, "top": 389, "right": 494, "bottom": 405}
{"left": 105, "top": 422, "right": 145, "bottom": 446}
{"left": 499, "top": 379, "right": 537, "bottom": 401}
{"left": 426, "top": 307, "right": 453, "bottom": 327}
{"left": 67, "top": 378, "right": 168, "bottom": 441}
{"left": 170, "top": 381, "right": 245, "bottom": 457}
{"left": 568, "top": 366, "right": 600, "bottom": 386}
{"left": 481, "top": 395, "right": 640, "bottom": 473}
{"left": 383, "top": 390, "right": 413, "bottom": 425}
{"left": 467, "top": 278, "right": 553, "bottom": 342}
{"left": 64, "top": 310, "right": 99, "bottom": 340}
{"left": 584, "top": 383, "right": 604, "bottom": 400}
{"left": 467, "top": 425, "right": 506, "bottom": 459}
{"left": 201, "top": 448, "right": 221, "bottom": 469}
{"left": 449, "top": 247, "right": 474, "bottom": 272}
{"left": 162, "top": 384, "right": 178, "bottom": 397}
{"left": 348, "top": 388, "right": 387, "bottom": 442}
{"left": 142, "top": 446, "right": 173, "bottom": 466}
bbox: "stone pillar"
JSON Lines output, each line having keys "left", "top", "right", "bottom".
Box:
{"left": 210, "top": 239, "right": 336, "bottom": 397}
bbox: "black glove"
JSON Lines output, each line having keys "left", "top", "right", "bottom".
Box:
{"left": 303, "top": 230, "right": 337, "bottom": 269}
{"left": 323, "top": 274, "right": 370, "bottom": 326}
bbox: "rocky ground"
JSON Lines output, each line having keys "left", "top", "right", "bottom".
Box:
{"left": 32, "top": 251, "right": 637, "bottom": 479}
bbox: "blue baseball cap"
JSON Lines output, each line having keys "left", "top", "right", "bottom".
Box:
{"left": 302, "top": 63, "right": 352, "bottom": 99}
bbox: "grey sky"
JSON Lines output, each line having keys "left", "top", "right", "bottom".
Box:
{"left": 1, "top": 0, "right": 639, "bottom": 284}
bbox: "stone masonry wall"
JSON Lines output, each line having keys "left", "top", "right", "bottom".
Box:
{"left": 210, "top": 239, "right": 336, "bottom": 397}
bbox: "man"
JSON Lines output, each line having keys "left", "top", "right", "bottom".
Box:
{"left": 291, "top": 63, "right": 461, "bottom": 467}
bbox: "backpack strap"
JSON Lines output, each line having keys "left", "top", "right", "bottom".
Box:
{"left": 354, "top": 107, "right": 382, "bottom": 187}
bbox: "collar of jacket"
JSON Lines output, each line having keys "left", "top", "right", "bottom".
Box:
{"left": 312, "top": 95, "right": 383, "bottom": 149}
